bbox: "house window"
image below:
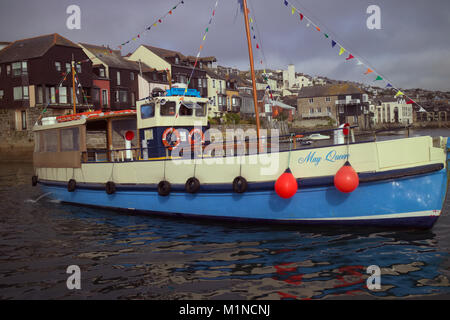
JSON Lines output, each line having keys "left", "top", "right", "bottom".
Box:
{"left": 130, "top": 72, "right": 134, "bottom": 81}
{"left": 316, "top": 107, "right": 321, "bottom": 113}
{"left": 212, "top": 79, "right": 216, "bottom": 88}
{"left": 55, "top": 61, "right": 61, "bottom": 72}
{"left": 325, "top": 97, "right": 331, "bottom": 102}
{"left": 0, "top": 90, "right": 3, "bottom": 100}
{"left": 309, "top": 98, "right": 314, "bottom": 103}
{"left": 310, "top": 108, "right": 314, "bottom": 114}
{"left": 102, "top": 90, "right": 108, "bottom": 107}
{"left": 12, "top": 62, "right": 22, "bottom": 76}
{"left": 65, "top": 63, "right": 71, "bottom": 73}
{"left": 175, "top": 57, "right": 179, "bottom": 65}
{"left": 213, "top": 96, "right": 216, "bottom": 106}
{"left": 13, "top": 86, "right": 28, "bottom": 100}
{"left": 59, "top": 87, "right": 67, "bottom": 104}
{"left": 76, "top": 64, "right": 81, "bottom": 73}
{"left": 178, "top": 75, "right": 187, "bottom": 84}
{"left": 6, "top": 65, "right": 11, "bottom": 76}
{"left": 115, "top": 91, "right": 119, "bottom": 103}
{"left": 131, "top": 92, "right": 135, "bottom": 106}
{"left": 21, "top": 110, "right": 27, "bottom": 130}
{"left": 50, "top": 87, "right": 56, "bottom": 103}
{"left": 327, "top": 106, "right": 331, "bottom": 114}
{"left": 119, "top": 90, "right": 127, "bottom": 103}
{"left": 152, "top": 73, "right": 157, "bottom": 81}
{"left": 99, "top": 68, "right": 105, "bottom": 78}
{"left": 37, "top": 86, "right": 43, "bottom": 104}
{"left": 198, "top": 78, "right": 202, "bottom": 88}
{"left": 117, "top": 71, "right": 121, "bottom": 85}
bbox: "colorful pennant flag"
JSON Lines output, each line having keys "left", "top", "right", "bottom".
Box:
{"left": 345, "top": 54, "right": 354, "bottom": 61}
{"left": 374, "top": 75, "right": 383, "bottom": 81}
{"left": 386, "top": 83, "right": 393, "bottom": 88}
{"left": 364, "top": 68, "right": 373, "bottom": 75}
{"left": 291, "top": 7, "right": 295, "bottom": 15}
{"left": 339, "top": 47, "right": 345, "bottom": 56}
{"left": 395, "top": 91, "right": 404, "bottom": 97}
{"left": 299, "top": 13, "right": 303, "bottom": 20}
{"left": 331, "top": 40, "right": 337, "bottom": 48}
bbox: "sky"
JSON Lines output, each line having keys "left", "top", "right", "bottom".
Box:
{"left": 0, "top": 0, "right": 449, "bottom": 91}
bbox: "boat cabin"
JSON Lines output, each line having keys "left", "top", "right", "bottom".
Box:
{"left": 32, "top": 88, "right": 209, "bottom": 168}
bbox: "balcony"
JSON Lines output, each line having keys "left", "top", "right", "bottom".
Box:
{"left": 335, "top": 99, "right": 361, "bottom": 105}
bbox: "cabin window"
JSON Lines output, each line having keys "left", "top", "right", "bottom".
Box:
{"left": 195, "top": 102, "right": 206, "bottom": 117}
{"left": 141, "top": 103, "right": 155, "bottom": 119}
{"left": 160, "top": 101, "right": 176, "bottom": 116}
{"left": 61, "top": 127, "right": 80, "bottom": 151}
{"left": 43, "top": 130, "right": 58, "bottom": 152}
{"left": 55, "top": 62, "right": 61, "bottom": 72}
{"left": 179, "top": 102, "right": 193, "bottom": 116}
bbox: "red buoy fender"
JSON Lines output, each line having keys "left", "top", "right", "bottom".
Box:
{"left": 275, "top": 168, "right": 298, "bottom": 199}
{"left": 334, "top": 161, "right": 359, "bottom": 193}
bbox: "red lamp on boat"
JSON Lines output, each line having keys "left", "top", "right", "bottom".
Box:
{"left": 334, "top": 161, "right": 359, "bottom": 193}
{"left": 275, "top": 168, "right": 298, "bottom": 199}
{"left": 125, "top": 130, "right": 134, "bottom": 160}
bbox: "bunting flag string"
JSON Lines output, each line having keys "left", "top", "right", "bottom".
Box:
{"left": 180, "top": 0, "right": 220, "bottom": 98}
{"left": 114, "top": 0, "right": 185, "bottom": 51}
{"left": 281, "top": 0, "right": 418, "bottom": 102}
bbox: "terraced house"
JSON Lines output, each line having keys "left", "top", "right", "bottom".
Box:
{"left": 0, "top": 33, "right": 93, "bottom": 157}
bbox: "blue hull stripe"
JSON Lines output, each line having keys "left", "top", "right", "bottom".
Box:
{"left": 39, "top": 167, "right": 448, "bottom": 228}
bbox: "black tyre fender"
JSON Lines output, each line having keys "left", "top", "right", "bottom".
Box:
{"left": 233, "top": 176, "right": 247, "bottom": 193}
{"left": 67, "top": 179, "right": 76, "bottom": 192}
{"left": 158, "top": 180, "right": 171, "bottom": 196}
{"left": 105, "top": 181, "right": 116, "bottom": 195}
{"left": 185, "top": 177, "right": 200, "bottom": 194}
{"left": 31, "top": 175, "right": 38, "bottom": 187}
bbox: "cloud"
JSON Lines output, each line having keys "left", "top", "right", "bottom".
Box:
{"left": 0, "top": 0, "right": 448, "bottom": 91}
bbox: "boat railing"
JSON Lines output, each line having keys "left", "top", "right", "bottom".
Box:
{"left": 81, "top": 125, "right": 376, "bottom": 163}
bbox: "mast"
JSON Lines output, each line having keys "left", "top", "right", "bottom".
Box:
{"left": 242, "top": 0, "right": 261, "bottom": 152}
{"left": 71, "top": 54, "right": 76, "bottom": 114}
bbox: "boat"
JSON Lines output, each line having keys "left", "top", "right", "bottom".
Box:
{"left": 306, "top": 133, "right": 331, "bottom": 141}
{"left": 31, "top": 0, "right": 449, "bottom": 229}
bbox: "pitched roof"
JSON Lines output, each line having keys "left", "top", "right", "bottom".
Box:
{"left": 142, "top": 45, "right": 216, "bottom": 64}
{"left": 80, "top": 43, "right": 141, "bottom": 71}
{"left": 0, "top": 33, "right": 79, "bottom": 64}
{"left": 297, "top": 83, "right": 364, "bottom": 98}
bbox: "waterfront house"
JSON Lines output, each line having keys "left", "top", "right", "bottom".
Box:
{"left": 297, "top": 84, "right": 370, "bottom": 128}
{"left": 370, "top": 97, "right": 413, "bottom": 125}
{"left": 204, "top": 68, "right": 226, "bottom": 117}
{"left": 127, "top": 45, "right": 212, "bottom": 98}
{"left": 0, "top": 33, "right": 93, "bottom": 132}
{"left": 79, "top": 43, "right": 140, "bottom": 110}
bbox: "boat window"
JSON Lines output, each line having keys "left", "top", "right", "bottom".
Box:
{"left": 141, "top": 103, "right": 155, "bottom": 119}
{"left": 43, "top": 130, "right": 58, "bottom": 152}
{"left": 195, "top": 102, "right": 206, "bottom": 117}
{"left": 179, "top": 102, "right": 193, "bottom": 117}
{"left": 61, "top": 127, "right": 80, "bottom": 151}
{"left": 160, "top": 101, "right": 176, "bottom": 116}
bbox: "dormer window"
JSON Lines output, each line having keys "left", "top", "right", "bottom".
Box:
{"left": 99, "top": 68, "right": 105, "bottom": 78}
{"left": 175, "top": 57, "right": 179, "bottom": 65}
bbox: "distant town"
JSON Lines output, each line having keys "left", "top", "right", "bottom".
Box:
{"left": 0, "top": 33, "right": 449, "bottom": 159}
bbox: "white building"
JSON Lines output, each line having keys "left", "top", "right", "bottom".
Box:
{"left": 370, "top": 97, "right": 413, "bottom": 125}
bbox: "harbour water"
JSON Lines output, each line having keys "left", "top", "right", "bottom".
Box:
{"left": 1, "top": 128, "right": 450, "bottom": 299}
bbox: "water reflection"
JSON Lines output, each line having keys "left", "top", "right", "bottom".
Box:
{"left": 1, "top": 132, "right": 450, "bottom": 299}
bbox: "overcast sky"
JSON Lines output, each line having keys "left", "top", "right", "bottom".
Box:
{"left": 0, "top": 0, "right": 449, "bottom": 91}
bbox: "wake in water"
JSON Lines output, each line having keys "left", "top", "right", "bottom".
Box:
{"left": 24, "top": 192, "right": 52, "bottom": 204}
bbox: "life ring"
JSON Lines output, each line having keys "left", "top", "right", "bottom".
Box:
{"left": 31, "top": 175, "right": 38, "bottom": 187}
{"left": 185, "top": 177, "right": 200, "bottom": 194}
{"left": 158, "top": 180, "right": 171, "bottom": 196}
{"left": 233, "top": 176, "right": 248, "bottom": 193}
{"left": 162, "top": 127, "right": 181, "bottom": 150}
{"left": 105, "top": 181, "right": 116, "bottom": 195}
{"left": 68, "top": 179, "right": 76, "bottom": 192}
{"left": 188, "top": 128, "right": 204, "bottom": 145}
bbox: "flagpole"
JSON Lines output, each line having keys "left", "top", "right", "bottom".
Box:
{"left": 242, "top": 0, "right": 261, "bottom": 152}
{"left": 71, "top": 54, "right": 76, "bottom": 114}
